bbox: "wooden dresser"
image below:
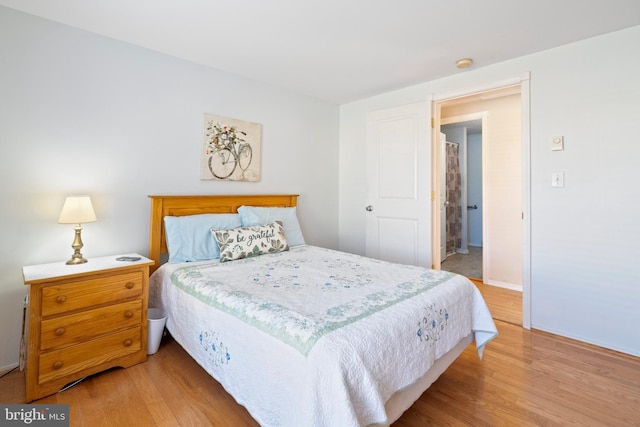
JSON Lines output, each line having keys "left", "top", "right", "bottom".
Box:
{"left": 22, "top": 254, "right": 154, "bottom": 402}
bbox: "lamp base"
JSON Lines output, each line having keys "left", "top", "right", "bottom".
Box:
{"left": 66, "top": 254, "right": 88, "bottom": 265}
{"left": 66, "top": 224, "right": 88, "bottom": 265}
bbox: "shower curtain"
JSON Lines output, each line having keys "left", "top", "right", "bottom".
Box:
{"left": 446, "top": 142, "right": 462, "bottom": 255}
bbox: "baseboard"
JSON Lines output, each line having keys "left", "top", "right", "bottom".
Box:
{"left": 484, "top": 280, "right": 522, "bottom": 292}
{"left": 0, "top": 363, "right": 19, "bottom": 376}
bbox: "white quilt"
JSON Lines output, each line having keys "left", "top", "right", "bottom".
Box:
{"left": 149, "top": 245, "right": 497, "bottom": 426}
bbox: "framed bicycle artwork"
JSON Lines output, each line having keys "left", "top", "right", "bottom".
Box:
{"left": 201, "top": 113, "right": 262, "bottom": 181}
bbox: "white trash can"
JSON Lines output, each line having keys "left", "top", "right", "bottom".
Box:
{"left": 147, "top": 308, "right": 167, "bottom": 355}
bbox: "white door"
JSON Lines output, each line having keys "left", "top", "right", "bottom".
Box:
{"left": 365, "top": 102, "right": 430, "bottom": 267}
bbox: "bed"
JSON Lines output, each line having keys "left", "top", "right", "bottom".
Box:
{"left": 147, "top": 194, "right": 497, "bottom": 426}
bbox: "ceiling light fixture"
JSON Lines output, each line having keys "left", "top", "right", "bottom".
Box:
{"left": 456, "top": 58, "right": 473, "bottom": 69}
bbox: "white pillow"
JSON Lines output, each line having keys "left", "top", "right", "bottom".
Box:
{"left": 237, "top": 206, "right": 305, "bottom": 246}
{"left": 212, "top": 221, "right": 289, "bottom": 262}
{"left": 164, "top": 214, "right": 242, "bottom": 263}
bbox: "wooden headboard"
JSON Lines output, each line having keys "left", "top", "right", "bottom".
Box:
{"left": 147, "top": 194, "right": 299, "bottom": 274}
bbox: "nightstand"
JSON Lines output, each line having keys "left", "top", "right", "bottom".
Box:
{"left": 22, "top": 254, "right": 154, "bottom": 402}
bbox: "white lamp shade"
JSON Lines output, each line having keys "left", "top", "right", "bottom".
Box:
{"left": 58, "top": 195, "right": 97, "bottom": 224}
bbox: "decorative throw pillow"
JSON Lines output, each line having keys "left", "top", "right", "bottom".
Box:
{"left": 212, "top": 221, "right": 289, "bottom": 262}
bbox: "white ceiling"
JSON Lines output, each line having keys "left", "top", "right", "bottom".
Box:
{"left": 2, "top": 0, "right": 639, "bottom": 104}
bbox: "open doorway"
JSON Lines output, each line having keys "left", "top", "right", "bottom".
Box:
{"left": 432, "top": 84, "right": 527, "bottom": 326}
{"left": 440, "top": 118, "right": 483, "bottom": 279}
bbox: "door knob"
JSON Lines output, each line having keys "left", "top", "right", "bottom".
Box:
{"left": 365, "top": 205, "right": 373, "bottom": 212}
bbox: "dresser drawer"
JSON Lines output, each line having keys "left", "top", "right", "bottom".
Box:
{"left": 41, "top": 271, "right": 143, "bottom": 316}
{"left": 38, "top": 328, "right": 142, "bottom": 385}
{"left": 40, "top": 300, "right": 142, "bottom": 350}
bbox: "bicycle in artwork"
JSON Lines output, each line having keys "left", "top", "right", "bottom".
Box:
{"left": 205, "top": 121, "right": 253, "bottom": 180}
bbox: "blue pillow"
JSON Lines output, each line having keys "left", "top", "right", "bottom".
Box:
{"left": 237, "top": 206, "right": 305, "bottom": 246}
{"left": 164, "top": 214, "right": 242, "bottom": 263}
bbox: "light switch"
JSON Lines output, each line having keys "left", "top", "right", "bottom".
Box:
{"left": 551, "top": 136, "right": 564, "bottom": 151}
{"left": 551, "top": 171, "right": 564, "bottom": 187}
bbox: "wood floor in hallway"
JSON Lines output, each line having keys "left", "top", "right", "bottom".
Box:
{"left": 472, "top": 278, "right": 522, "bottom": 326}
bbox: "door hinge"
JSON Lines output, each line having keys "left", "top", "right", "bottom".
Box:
{"left": 431, "top": 191, "right": 435, "bottom": 201}
{"left": 431, "top": 118, "right": 434, "bottom": 128}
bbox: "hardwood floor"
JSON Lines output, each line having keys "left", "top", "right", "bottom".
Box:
{"left": 2, "top": 287, "right": 639, "bottom": 426}
{"left": 471, "top": 279, "right": 522, "bottom": 326}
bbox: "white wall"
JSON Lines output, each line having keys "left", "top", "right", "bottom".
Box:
{"left": 340, "top": 26, "right": 640, "bottom": 357}
{"left": 0, "top": 7, "right": 339, "bottom": 370}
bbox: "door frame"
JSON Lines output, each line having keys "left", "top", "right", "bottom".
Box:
{"left": 439, "top": 132, "right": 447, "bottom": 263}
{"left": 430, "top": 74, "right": 531, "bottom": 329}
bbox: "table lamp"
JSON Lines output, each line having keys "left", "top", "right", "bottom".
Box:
{"left": 58, "top": 195, "right": 97, "bottom": 265}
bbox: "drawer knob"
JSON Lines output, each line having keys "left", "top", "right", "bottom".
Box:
{"left": 52, "top": 361, "right": 63, "bottom": 370}
{"left": 125, "top": 282, "right": 135, "bottom": 289}
{"left": 55, "top": 295, "right": 67, "bottom": 304}
{"left": 123, "top": 339, "right": 133, "bottom": 347}
{"left": 55, "top": 327, "right": 65, "bottom": 336}
{"left": 124, "top": 310, "right": 134, "bottom": 319}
